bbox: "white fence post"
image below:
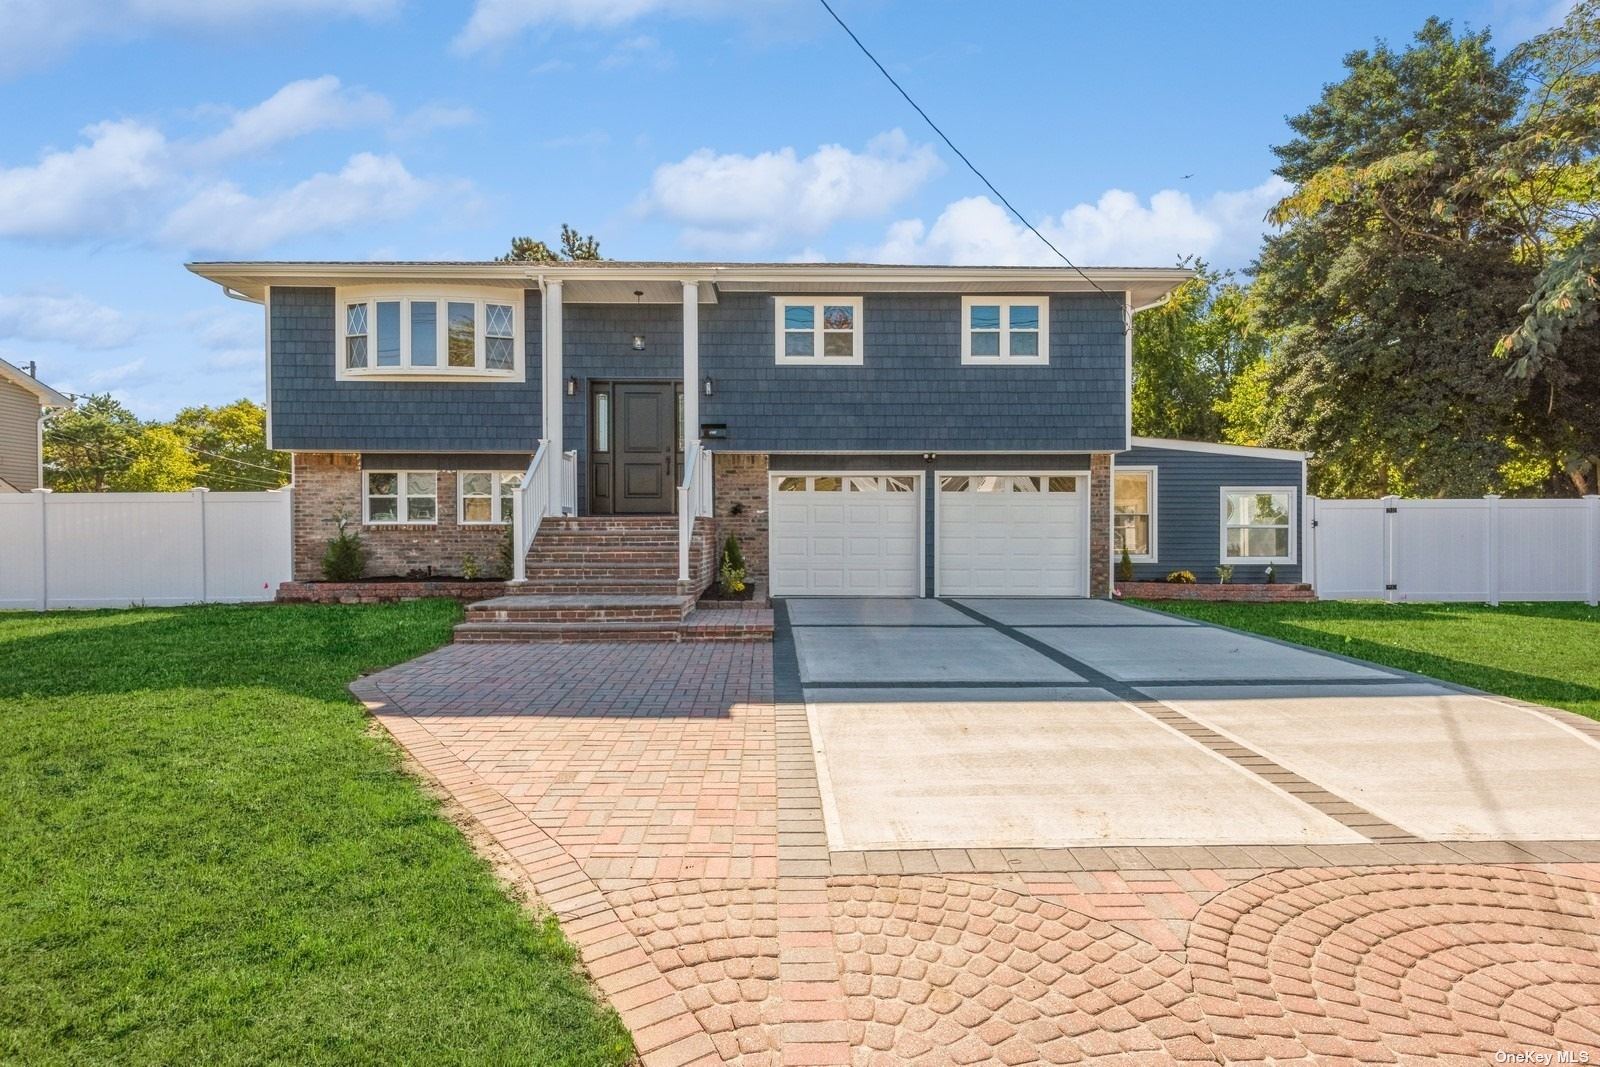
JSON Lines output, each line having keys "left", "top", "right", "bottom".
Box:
{"left": 1382, "top": 494, "right": 1399, "bottom": 603}
{"left": 1483, "top": 494, "right": 1500, "bottom": 607}
{"left": 1587, "top": 495, "right": 1599, "bottom": 607}
{"left": 32, "top": 487, "right": 50, "bottom": 611}
{"left": 194, "top": 487, "right": 210, "bottom": 604}
{"left": 1305, "top": 494, "right": 1319, "bottom": 594}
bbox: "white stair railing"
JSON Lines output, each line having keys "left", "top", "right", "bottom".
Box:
{"left": 677, "top": 444, "right": 714, "bottom": 583}
{"left": 510, "top": 440, "right": 551, "bottom": 584}
{"left": 561, "top": 450, "right": 578, "bottom": 516}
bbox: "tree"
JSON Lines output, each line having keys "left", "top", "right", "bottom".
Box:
{"left": 1254, "top": 18, "right": 1540, "bottom": 497}
{"left": 112, "top": 426, "right": 200, "bottom": 492}
{"left": 43, "top": 394, "right": 140, "bottom": 492}
{"left": 1132, "top": 259, "right": 1269, "bottom": 441}
{"left": 172, "top": 399, "right": 289, "bottom": 490}
{"left": 498, "top": 223, "right": 603, "bottom": 263}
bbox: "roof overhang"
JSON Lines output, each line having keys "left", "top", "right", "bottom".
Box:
{"left": 186, "top": 261, "right": 1193, "bottom": 307}
{"left": 0, "top": 357, "right": 71, "bottom": 408}
{"left": 1130, "top": 436, "right": 1310, "bottom": 462}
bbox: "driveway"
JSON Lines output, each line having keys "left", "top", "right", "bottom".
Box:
{"left": 357, "top": 600, "right": 1600, "bottom": 1066}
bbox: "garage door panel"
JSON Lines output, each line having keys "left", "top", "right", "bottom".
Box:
{"left": 771, "top": 477, "right": 921, "bottom": 597}
{"left": 937, "top": 474, "right": 1085, "bottom": 598}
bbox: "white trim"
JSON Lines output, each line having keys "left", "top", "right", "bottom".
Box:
{"left": 457, "top": 470, "right": 522, "bottom": 525}
{"left": 1219, "top": 485, "right": 1297, "bottom": 565}
{"left": 773, "top": 296, "right": 864, "bottom": 366}
{"left": 0, "top": 355, "right": 71, "bottom": 407}
{"left": 1111, "top": 464, "right": 1158, "bottom": 563}
{"left": 1130, "top": 436, "right": 1309, "bottom": 461}
{"left": 362, "top": 469, "right": 439, "bottom": 526}
{"left": 262, "top": 287, "right": 273, "bottom": 450}
{"left": 542, "top": 280, "right": 563, "bottom": 464}
{"left": 682, "top": 281, "right": 700, "bottom": 445}
{"left": 932, "top": 470, "right": 1088, "bottom": 597}
{"left": 334, "top": 285, "right": 525, "bottom": 382}
{"left": 959, "top": 296, "right": 1049, "bottom": 365}
{"left": 765, "top": 470, "right": 925, "bottom": 597}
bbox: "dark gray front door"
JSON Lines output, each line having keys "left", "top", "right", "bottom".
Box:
{"left": 591, "top": 381, "right": 679, "bottom": 514}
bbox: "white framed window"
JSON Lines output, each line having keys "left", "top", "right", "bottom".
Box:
{"left": 458, "top": 471, "right": 523, "bottom": 524}
{"left": 961, "top": 296, "right": 1049, "bottom": 365}
{"left": 364, "top": 470, "right": 438, "bottom": 525}
{"left": 337, "top": 288, "right": 523, "bottom": 381}
{"left": 775, "top": 297, "right": 863, "bottom": 365}
{"left": 1221, "top": 486, "right": 1296, "bottom": 563}
{"left": 1114, "top": 467, "right": 1157, "bottom": 562}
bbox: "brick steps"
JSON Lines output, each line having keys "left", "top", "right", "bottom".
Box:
{"left": 465, "top": 593, "right": 691, "bottom": 624}
{"left": 454, "top": 608, "right": 771, "bottom": 644}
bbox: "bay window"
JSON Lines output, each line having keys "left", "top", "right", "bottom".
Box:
{"left": 337, "top": 289, "right": 522, "bottom": 379}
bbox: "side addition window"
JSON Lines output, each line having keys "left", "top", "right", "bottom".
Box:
{"left": 1114, "top": 469, "right": 1157, "bottom": 562}
{"left": 1222, "top": 488, "right": 1295, "bottom": 563}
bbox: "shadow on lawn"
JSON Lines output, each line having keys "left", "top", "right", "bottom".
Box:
{"left": 0, "top": 601, "right": 462, "bottom": 703}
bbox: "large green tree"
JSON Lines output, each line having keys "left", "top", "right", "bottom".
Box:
{"left": 44, "top": 396, "right": 286, "bottom": 493}
{"left": 172, "top": 399, "right": 289, "bottom": 491}
{"left": 43, "top": 394, "right": 140, "bottom": 492}
{"left": 1132, "top": 259, "right": 1269, "bottom": 442}
{"left": 1254, "top": 18, "right": 1545, "bottom": 496}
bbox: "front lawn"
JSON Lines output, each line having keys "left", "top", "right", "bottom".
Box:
{"left": 0, "top": 602, "right": 633, "bottom": 1066}
{"left": 1138, "top": 599, "right": 1600, "bottom": 722}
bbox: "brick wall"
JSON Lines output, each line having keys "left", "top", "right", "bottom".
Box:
{"left": 292, "top": 452, "right": 511, "bottom": 580}
{"left": 713, "top": 452, "right": 769, "bottom": 586}
{"left": 1090, "top": 452, "right": 1112, "bottom": 598}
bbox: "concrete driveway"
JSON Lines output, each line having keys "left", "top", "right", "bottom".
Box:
{"left": 790, "top": 597, "right": 1600, "bottom": 854}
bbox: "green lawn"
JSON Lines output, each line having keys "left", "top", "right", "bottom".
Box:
{"left": 0, "top": 602, "right": 633, "bottom": 1066}
{"left": 1137, "top": 599, "right": 1600, "bottom": 722}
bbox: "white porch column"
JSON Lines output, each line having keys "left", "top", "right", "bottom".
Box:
{"left": 542, "top": 279, "right": 564, "bottom": 463}
{"left": 682, "top": 280, "right": 700, "bottom": 452}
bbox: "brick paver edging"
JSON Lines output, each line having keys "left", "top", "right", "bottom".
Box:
{"left": 350, "top": 677, "right": 727, "bottom": 1067}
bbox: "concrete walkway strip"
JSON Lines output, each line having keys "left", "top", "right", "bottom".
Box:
{"left": 790, "top": 624, "right": 1084, "bottom": 684}
{"left": 1147, "top": 682, "right": 1600, "bottom": 841}
{"left": 804, "top": 689, "right": 1364, "bottom": 851}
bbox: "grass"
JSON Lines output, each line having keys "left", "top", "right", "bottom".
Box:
{"left": 1136, "top": 599, "right": 1600, "bottom": 722}
{"left": 0, "top": 601, "right": 634, "bottom": 1066}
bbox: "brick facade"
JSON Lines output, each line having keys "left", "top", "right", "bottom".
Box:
{"left": 713, "top": 452, "right": 770, "bottom": 588}
{"left": 1089, "top": 452, "right": 1112, "bottom": 598}
{"left": 291, "top": 452, "right": 511, "bottom": 581}
{"left": 1117, "top": 581, "right": 1316, "bottom": 602}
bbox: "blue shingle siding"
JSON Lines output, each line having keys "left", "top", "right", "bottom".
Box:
{"left": 267, "top": 286, "right": 541, "bottom": 452}
{"left": 1118, "top": 445, "right": 1305, "bottom": 583}
{"left": 700, "top": 293, "right": 1126, "bottom": 452}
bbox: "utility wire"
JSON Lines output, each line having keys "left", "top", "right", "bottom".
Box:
{"left": 41, "top": 427, "right": 286, "bottom": 491}
{"left": 815, "top": 0, "right": 1113, "bottom": 305}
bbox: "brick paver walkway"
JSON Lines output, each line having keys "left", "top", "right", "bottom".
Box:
{"left": 356, "top": 641, "right": 1600, "bottom": 1066}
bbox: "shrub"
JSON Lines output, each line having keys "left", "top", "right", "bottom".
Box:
{"left": 461, "top": 554, "right": 481, "bottom": 581}
{"left": 718, "top": 534, "right": 747, "bottom": 596}
{"left": 493, "top": 529, "right": 515, "bottom": 580}
{"left": 1215, "top": 564, "right": 1234, "bottom": 585}
{"left": 321, "top": 514, "right": 369, "bottom": 581}
{"left": 1117, "top": 546, "right": 1134, "bottom": 583}
{"left": 1165, "top": 570, "right": 1197, "bottom": 584}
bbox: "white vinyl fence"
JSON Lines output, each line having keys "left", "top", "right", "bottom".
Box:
{"left": 1308, "top": 494, "right": 1600, "bottom": 605}
{"left": 0, "top": 488, "right": 292, "bottom": 610}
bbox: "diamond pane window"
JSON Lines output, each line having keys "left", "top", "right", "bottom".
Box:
{"left": 345, "top": 304, "right": 368, "bottom": 368}
{"left": 486, "top": 304, "right": 515, "bottom": 370}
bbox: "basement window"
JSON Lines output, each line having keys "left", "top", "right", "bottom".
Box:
{"left": 459, "top": 471, "right": 523, "bottom": 524}
{"left": 364, "top": 471, "right": 437, "bottom": 525}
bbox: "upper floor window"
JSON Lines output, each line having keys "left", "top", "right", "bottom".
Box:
{"left": 775, "top": 297, "right": 863, "bottom": 366}
{"left": 1114, "top": 467, "right": 1157, "bottom": 562}
{"left": 337, "top": 288, "right": 523, "bottom": 381}
{"left": 1221, "top": 487, "right": 1295, "bottom": 563}
{"left": 961, "top": 297, "right": 1049, "bottom": 365}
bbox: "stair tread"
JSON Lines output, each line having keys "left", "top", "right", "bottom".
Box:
{"left": 470, "top": 594, "right": 690, "bottom": 609}
{"left": 455, "top": 619, "right": 683, "bottom": 633}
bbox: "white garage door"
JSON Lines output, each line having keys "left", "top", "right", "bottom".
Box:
{"left": 937, "top": 474, "right": 1086, "bottom": 596}
{"left": 770, "top": 474, "right": 921, "bottom": 596}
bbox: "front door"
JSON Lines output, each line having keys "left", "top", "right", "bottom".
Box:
{"left": 590, "top": 381, "right": 680, "bottom": 514}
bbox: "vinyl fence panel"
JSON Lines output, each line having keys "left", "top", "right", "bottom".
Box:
{"left": 1309, "top": 494, "right": 1599, "bottom": 605}
{"left": 0, "top": 488, "right": 291, "bottom": 610}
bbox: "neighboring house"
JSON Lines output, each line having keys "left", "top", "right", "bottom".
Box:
{"left": 0, "top": 357, "right": 71, "bottom": 493}
{"left": 187, "top": 261, "right": 1308, "bottom": 602}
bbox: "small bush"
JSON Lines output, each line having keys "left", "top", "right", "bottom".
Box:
{"left": 461, "top": 554, "right": 481, "bottom": 581}
{"left": 718, "top": 534, "right": 747, "bottom": 596}
{"left": 1165, "top": 570, "right": 1197, "bottom": 584}
{"left": 1117, "top": 546, "right": 1134, "bottom": 583}
{"left": 321, "top": 514, "right": 369, "bottom": 581}
{"left": 1215, "top": 564, "right": 1234, "bottom": 585}
{"left": 1264, "top": 563, "right": 1276, "bottom": 585}
{"left": 493, "top": 529, "right": 515, "bottom": 580}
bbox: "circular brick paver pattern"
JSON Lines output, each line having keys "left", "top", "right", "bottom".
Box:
{"left": 1187, "top": 866, "right": 1600, "bottom": 1064}
{"left": 827, "top": 875, "right": 1219, "bottom": 1065}
{"left": 608, "top": 879, "right": 782, "bottom": 1065}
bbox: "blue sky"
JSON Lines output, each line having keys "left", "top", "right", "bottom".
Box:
{"left": 0, "top": 0, "right": 1576, "bottom": 418}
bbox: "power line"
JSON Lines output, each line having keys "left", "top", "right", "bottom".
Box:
{"left": 182, "top": 444, "right": 290, "bottom": 478}
{"left": 41, "top": 427, "right": 286, "bottom": 491}
{"left": 815, "top": 0, "right": 1113, "bottom": 304}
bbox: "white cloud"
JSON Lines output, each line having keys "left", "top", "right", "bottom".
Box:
{"left": 183, "top": 308, "right": 258, "bottom": 351}
{"left": 862, "top": 178, "right": 1292, "bottom": 270}
{"left": 163, "top": 152, "right": 435, "bottom": 254}
{"left": 196, "top": 75, "right": 392, "bottom": 160}
{"left": 0, "top": 293, "right": 140, "bottom": 349}
{"left": 394, "top": 103, "right": 479, "bottom": 139}
{"left": 0, "top": 121, "right": 169, "bottom": 240}
{"left": 455, "top": 0, "right": 757, "bottom": 53}
{"left": 83, "top": 357, "right": 148, "bottom": 386}
{"left": 0, "top": 0, "right": 397, "bottom": 79}
{"left": 600, "top": 34, "right": 673, "bottom": 70}
{"left": 641, "top": 129, "right": 944, "bottom": 252}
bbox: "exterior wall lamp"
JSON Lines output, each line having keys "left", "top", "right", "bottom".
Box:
{"left": 566, "top": 375, "right": 577, "bottom": 396}
{"left": 703, "top": 375, "right": 714, "bottom": 397}
{"left": 631, "top": 334, "right": 646, "bottom": 351}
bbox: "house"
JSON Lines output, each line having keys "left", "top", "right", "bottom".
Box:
{"left": 187, "top": 261, "right": 1309, "bottom": 633}
{"left": 0, "top": 357, "right": 71, "bottom": 493}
